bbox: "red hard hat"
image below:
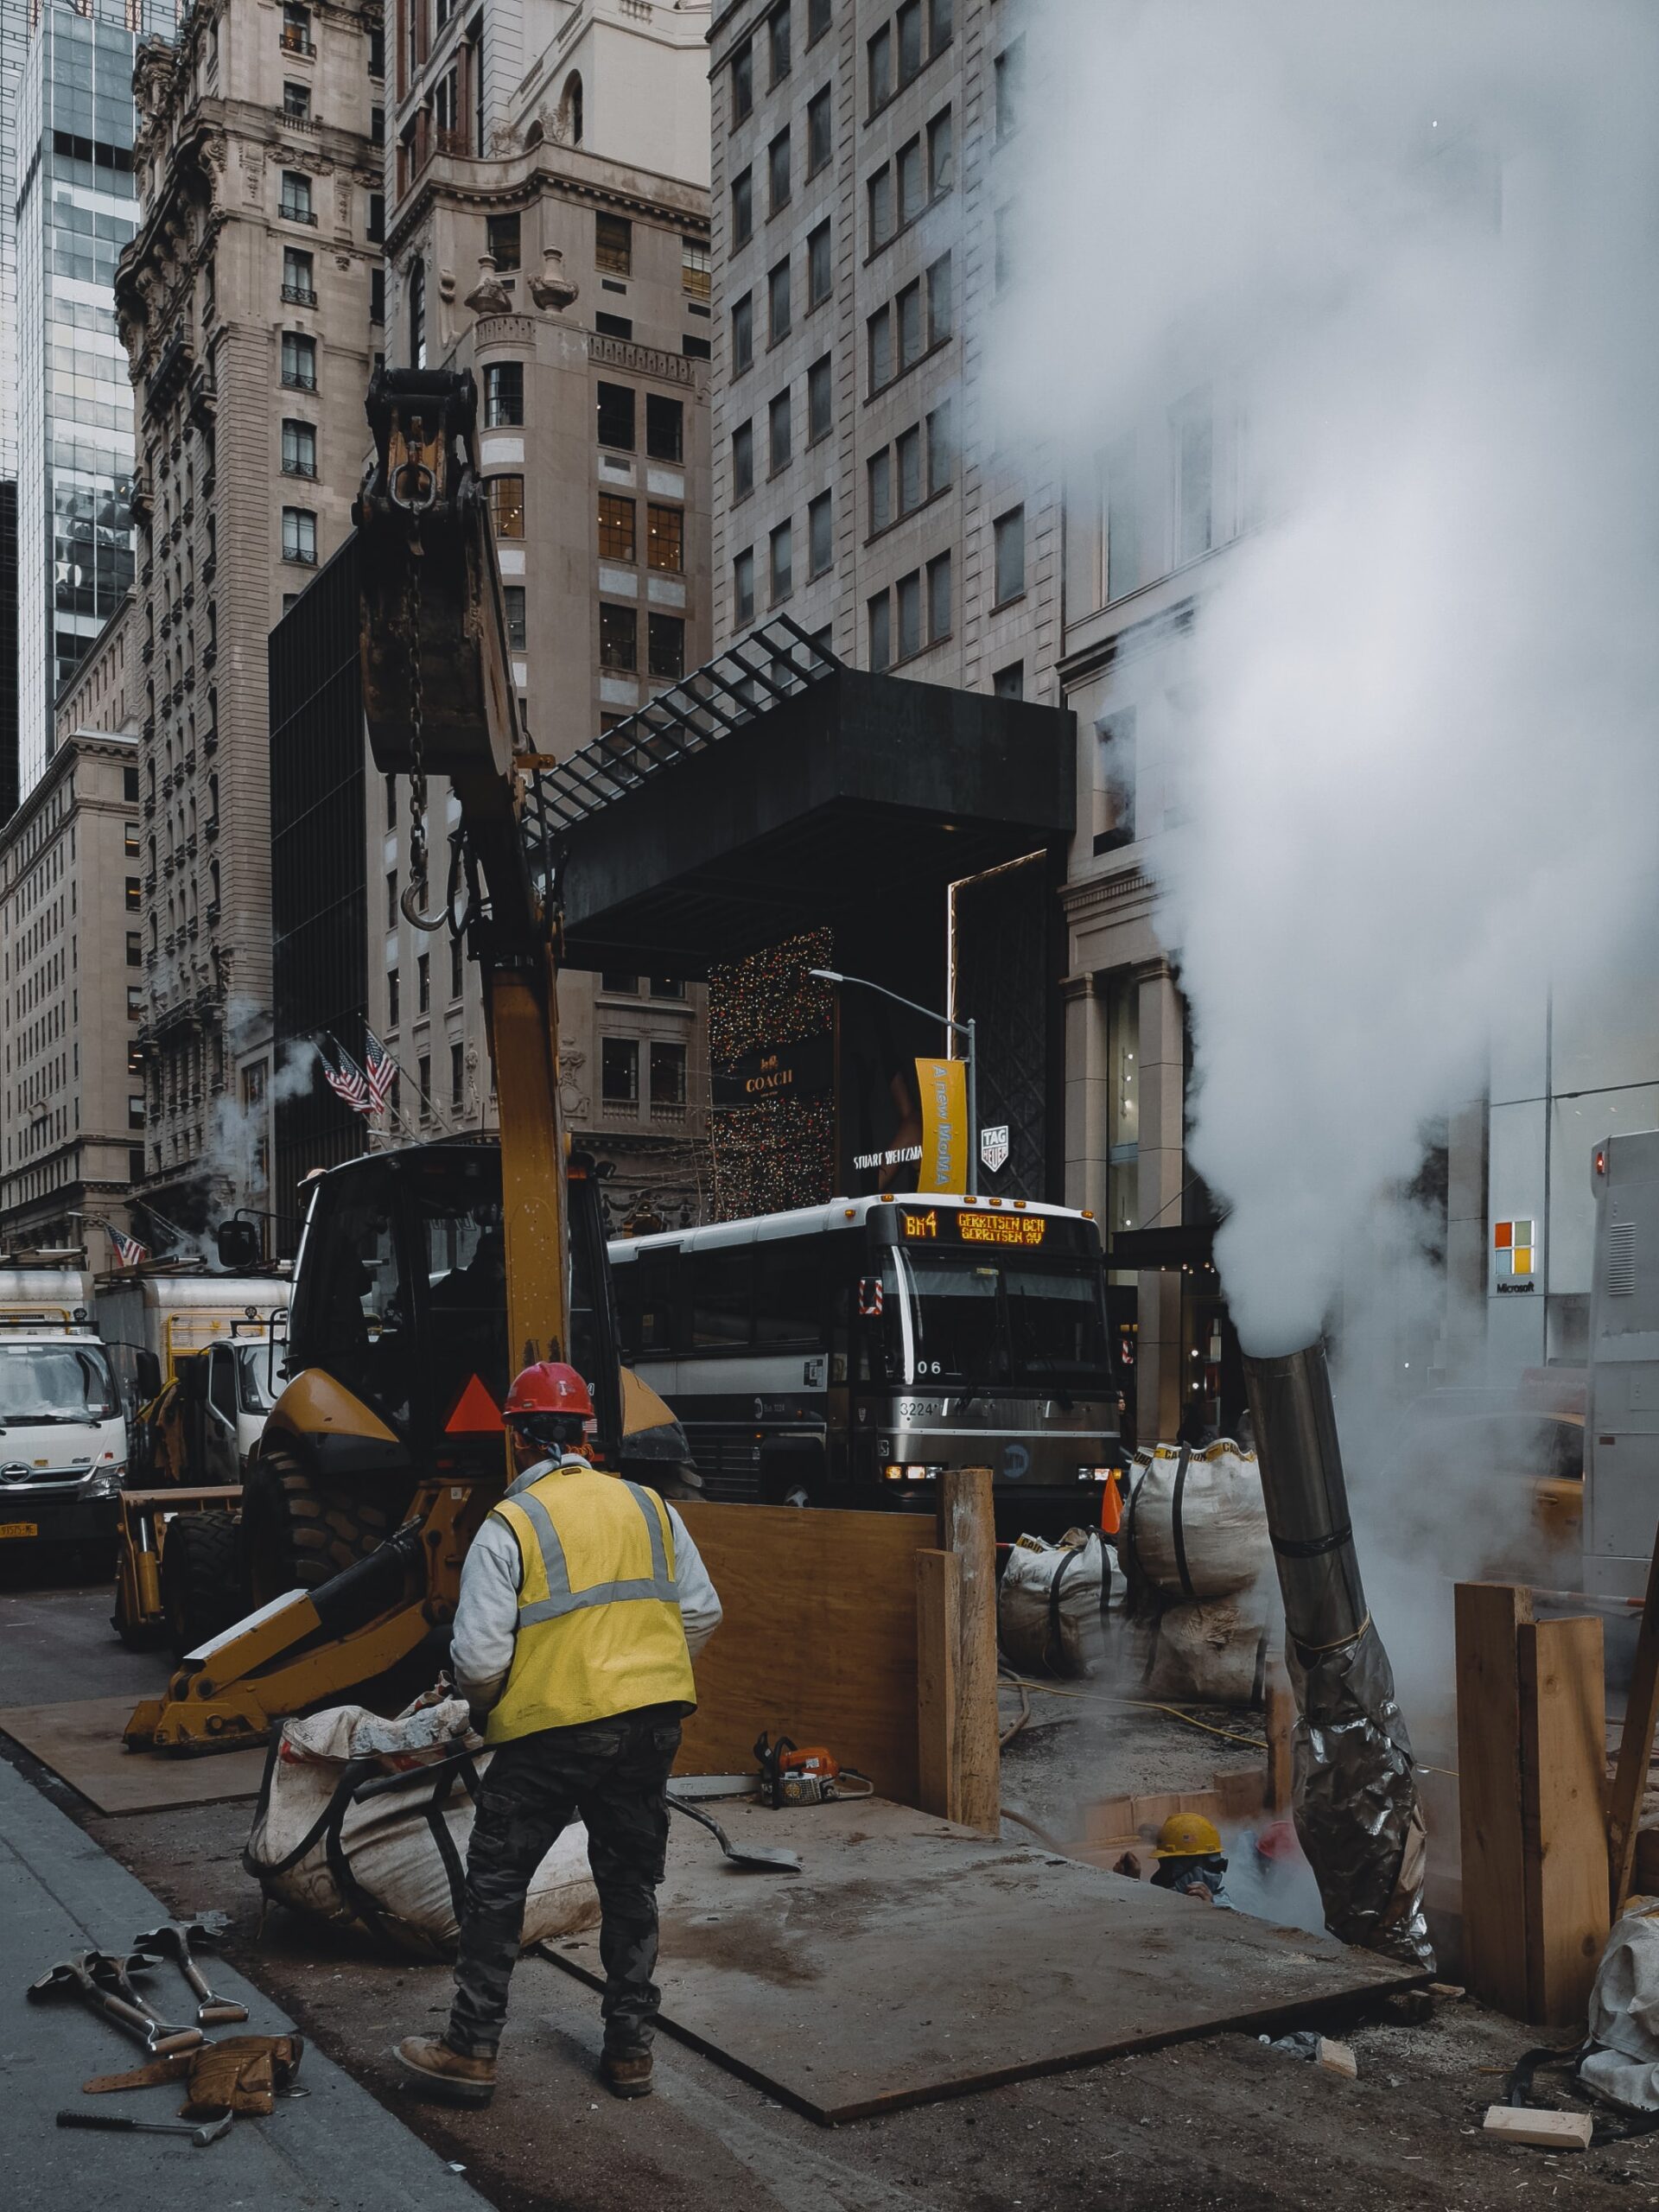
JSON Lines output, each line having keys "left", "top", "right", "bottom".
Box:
{"left": 503, "top": 1361, "right": 594, "bottom": 1421}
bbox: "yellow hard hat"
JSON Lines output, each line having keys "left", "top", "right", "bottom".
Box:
{"left": 1153, "top": 1811, "right": 1223, "bottom": 1859}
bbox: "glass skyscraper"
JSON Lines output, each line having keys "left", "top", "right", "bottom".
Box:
{"left": 15, "top": 1, "right": 175, "bottom": 799}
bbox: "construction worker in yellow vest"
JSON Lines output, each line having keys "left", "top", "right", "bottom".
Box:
{"left": 397, "top": 1360, "right": 721, "bottom": 2109}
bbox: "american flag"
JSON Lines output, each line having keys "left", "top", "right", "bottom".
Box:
{"left": 362, "top": 1027, "right": 397, "bottom": 1117}
{"left": 320, "top": 1038, "right": 376, "bottom": 1119}
{"left": 111, "top": 1229, "right": 149, "bottom": 1269}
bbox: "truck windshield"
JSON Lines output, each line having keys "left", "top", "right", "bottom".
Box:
{"left": 887, "top": 1252, "right": 1108, "bottom": 1388}
{"left": 0, "top": 1344, "right": 119, "bottom": 1424}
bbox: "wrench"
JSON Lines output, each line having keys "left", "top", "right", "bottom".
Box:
{"left": 57, "top": 2109, "right": 233, "bottom": 2147}
{"left": 132, "top": 1916, "right": 248, "bottom": 2028}
{"left": 88, "top": 1953, "right": 206, "bottom": 2053}
{"left": 28, "top": 1955, "right": 202, "bottom": 2057}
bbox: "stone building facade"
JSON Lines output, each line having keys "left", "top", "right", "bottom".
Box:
{"left": 376, "top": 0, "right": 714, "bottom": 1230}
{"left": 0, "top": 592, "right": 143, "bottom": 1266}
{"left": 113, "top": 0, "right": 382, "bottom": 1232}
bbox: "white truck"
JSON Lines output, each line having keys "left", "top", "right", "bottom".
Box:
{"left": 0, "top": 1261, "right": 127, "bottom": 1558}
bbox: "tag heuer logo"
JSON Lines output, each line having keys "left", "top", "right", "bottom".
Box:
{"left": 980, "top": 1124, "right": 1010, "bottom": 1173}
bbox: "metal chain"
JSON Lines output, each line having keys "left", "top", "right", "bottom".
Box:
{"left": 401, "top": 522, "right": 446, "bottom": 933}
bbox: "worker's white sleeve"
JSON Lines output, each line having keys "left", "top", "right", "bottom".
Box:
{"left": 667, "top": 1505, "right": 722, "bottom": 1659}
{"left": 449, "top": 1516, "right": 522, "bottom": 1718}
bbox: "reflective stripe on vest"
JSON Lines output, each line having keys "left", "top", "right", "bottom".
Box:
{"left": 512, "top": 1479, "right": 677, "bottom": 1625}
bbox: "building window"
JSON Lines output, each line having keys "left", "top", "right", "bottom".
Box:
{"left": 769, "top": 1, "right": 791, "bottom": 86}
{"left": 651, "top": 1040, "right": 687, "bottom": 1107}
{"left": 596, "top": 380, "right": 635, "bottom": 450}
{"left": 450, "top": 1041, "right": 465, "bottom": 1108}
{"left": 807, "top": 86, "right": 832, "bottom": 176}
{"left": 808, "top": 219, "right": 832, "bottom": 309}
{"left": 683, "top": 237, "right": 711, "bottom": 299}
{"left": 927, "top": 550, "right": 951, "bottom": 640}
{"left": 130, "top": 1095, "right": 147, "bottom": 1130}
{"left": 768, "top": 257, "right": 791, "bottom": 345}
{"left": 594, "top": 309, "right": 633, "bottom": 340}
{"left": 128, "top": 983, "right": 143, "bottom": 1016}
{"left": 896, "top": 569, "right": 922, "bottom": 660}
{"left": 409, "top": 255, "right": 426, "bottom": 365}
{"left": 731, "top": 38, "right": 753, "bottom": 124}
{"left": 868, "top": 589, "right": 891, "bottom": 671}
{"left": 125, "top": 825, "right": 140, "bottom": 857}
{"left": 927, "top": 252, "right": 953, "bottom": 345}
{"left": 281, "top": 2, "right": 313, "bottom": 58}
{"left": 769, "top": 128, "right": 791, "bottom": 215}
{"left": 731, "top": 166, "right": 753, "bottom": 248}
{"left": 648, "top": 613, "right": 685, "bottom": 680}
{"left": 388, "top": 969, "right": 400, "bottom": 1027}
{"left": 418, "top": 952, "right": 431, "bottom": 1014}
{"left": 809, "top": 0, "right": 833, "bottom": 42}
{"left": 732, "top": 292, "right": 753, "bottom": 375}
{"left": 450, "top": 937, "right": 465, "bottom": 998}
{"left": 868, "top": 22, "right": 892, "bottom": 112}
{"left": 926, "top": 399, "right": 952, "bottom": 495}
{"left": 371, "top": 267, "right": 385, "bottom": 323}
{"left": 600, "top": 603, "right": 639, "bottom": 671}
{"left": 928, "top": 106, "right": 954, "bottom": 198}
{"left": 282, "top": 507, "right": 318, "bottom": 564}
{"left": 808, "top": 490, "right": 833, "bottom": 578}
{"left": 898, "top": 0, "right": 923, "bottom": 84}
{"left": 868, "top": 303, "right": 891, "bottom": 391}
{"left": 560, "top": 70, "right": 583, "bottom": 144}
{"left": 647, "top": 504, "right": 684, "bottom": 573}
{"left": 602, "top": 1036, "right": 639, "bottom": 1103}
{"left": 372, "top": 102, "right": 385, "bottom": 145}
{"left": 868, "top": 447, "right": 891, "bottom": 533}
{"left": 595, "top": 213, "right": 632, "bottom": 276}
{"left": 368, "top": 192, "right": 385, "bottom": 243}
{"left": 808, "top": 353, "right": 833, "bottom": 442}
{"left": 125, "top": 874, "right": 142, "bottom": 911}
{"left": 418, "top": 1053, "right": 432, "bottom": 1120}
{"left": 503, "top": 585, "right": 527, "bottom": 652}
{"left": 129, "top": 930, "right": 143, "bottom": 967}
{"left": 898, "top": 135, "right": 923, "bottom": 227}
{"left": 281, "top": 418, "right": 317, "bottom": 477}
{"left": 646, "top": 394, "right": 684, "bottom": 464}
{"left": 896, "top": 423, "right": 921, "bottom": 514}
{"left": 283, "top": 80, "right": 311, "bottom": 121}
{"left": 993, "top": 506, "right": 1026, "bottom": 605}
{"left": 931, "top": 0, "right": 953, "bottom": 50}
{"left": 995, "top": 39, "right": 1023, "bottom": 141}
{"left": 598, "top": 492, "right": 636, "bottom": 562}
{"left": 281, "top": 331, "right": 316, "bottom": 388}
{"left": 488, "top": 476, "right": 525, "bottom": 537}
{"left": 602, "top": 972, "right": 639, "bottom": 995}
{"left": 897, "top": 280, "right": 922, "bottom": 371}
{"left": 732, "top": 419, "right": 754, "bottom": 499}
{"left": 993, "top": 661, "right": 1024, "bottom": 701}
{"left": 868, "top": 164, "right": 893, "bottom": 250}
{"left": 770, "top": 520, "right": 793, "bottom": 604}
{"left": 734, "top": 547, "right": 756, "bottom": 626}
{"left": 279, "top": 170, "right": 315, "bottom": 224}
{"left": 487, "top": 213, "right": 520, "bottom": 271}
{"left": 769, "top": 390, "right": 791, "bottom": 474}
{"left": 484, "top": 361, "right": 524, "bottom": 427}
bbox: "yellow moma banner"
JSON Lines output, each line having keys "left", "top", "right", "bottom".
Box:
{"left": 915, "top": 1056, "right": 968, "bottom": 1195}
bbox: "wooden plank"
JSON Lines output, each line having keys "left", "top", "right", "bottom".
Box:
{"left": 1518, "top": 1614, "right": 1609, "bottom": 2025}
{"left": 914, "top": 1549, "right": 960, "bottom": 1821}
{"left": 545, "top": 1794, "right": 1427, "bottom": 2125}
{"left": 0, "top": 1697, "right": 265, "bottom": 1815}
{"left": 1454, "top": 1582, "right": 1532, "bottom": 2018}
{"left": 1265, "top": 1662, "right": 1294, "bottom": 1815}
{"left": 938, "top": 1467, "right": 999, "bottom": 1834}
{"left": 675, "top": 1502, "right": 936, "bottom": 1805}
{"left": 1482, "top": 2106, "right": 1592, "bottom": 2150}
{"left": 1609, "top": 1522, "right": 1659, "bottom": 1916}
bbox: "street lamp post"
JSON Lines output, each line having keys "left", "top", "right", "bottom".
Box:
{"left": 809, "top": 968, "right": 979, "bottom": 1194}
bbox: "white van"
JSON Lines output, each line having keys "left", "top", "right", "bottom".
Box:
{"left": 0, "top": 1266, "right": 126, "bottom": 1554}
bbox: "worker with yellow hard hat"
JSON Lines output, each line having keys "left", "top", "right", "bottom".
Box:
{"left": 1150, "top": 1811, "right": 1234, "bottom": 1908}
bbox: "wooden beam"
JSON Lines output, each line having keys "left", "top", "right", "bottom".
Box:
{"left": 1519, "top": 1614, "right": 1608, "bottom": 2024}
{"left": 1264, "top": 1660, "right": 1294, "bottom": 1816}
{"left": 938, "top": 1467, "right": 1000, "bottom": 1834}
{"left": 914, "top": 1549, "right": 961, "bottom": 1822}
{"left": 1609, "top": 1523, "right": 1659, "bottom": 1917}
{"left": 1455, "top": 1581, "right": 1532, "bottom": 2019}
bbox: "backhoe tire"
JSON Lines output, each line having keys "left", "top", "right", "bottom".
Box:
{"left": 242, "top": 1446, "right": 396, "bottom": 1608}
{"left": 160, "top": 1511, "right": 247, "bottom": 1659}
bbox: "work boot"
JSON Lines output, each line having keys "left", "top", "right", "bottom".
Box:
{"left": 393, "top": 2035, "right": 496, "bottom": 2107}
{"left": 600, "top": 2047, "right": 653, "bottom": 2099}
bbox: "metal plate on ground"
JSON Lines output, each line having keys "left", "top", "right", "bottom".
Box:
{"left": 544, "top": 1796, "right": 1425, "bottom": 2124}
{"left": 0, "top": 1696, "right": 266, "bottom": 1815}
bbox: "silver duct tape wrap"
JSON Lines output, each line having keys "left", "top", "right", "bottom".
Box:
{"left": 1244, "top": 1343, "right": 1433, "bottom": 1972}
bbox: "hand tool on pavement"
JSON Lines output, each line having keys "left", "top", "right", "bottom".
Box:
{"left": 56, "top": 2108, "right": 233, "bottom": 2147}
{"left": 84, "top": 2033, "right": 307, "bottom": 2119}
{"left": 89, "top": 1950, "right": 207, "bottom": 2050}
{"left": 667, "top": 1794, "right": 801, "bottom": 1872}
{"left": 753, "top": 1732, "right": 874, "bottom": 1808}
{"left": 132, "top": 1915, "right": 248, "bottom": 2027}
{"left": 28, "top": 1954, "right": 204, "bottom": 2057}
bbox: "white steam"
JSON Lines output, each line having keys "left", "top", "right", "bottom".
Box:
{"left": 994, "top": 1, "right": 1659, "bottom": 1354}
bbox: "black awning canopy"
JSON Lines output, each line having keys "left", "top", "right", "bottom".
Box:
{"left": 540, "top": 633, "right": 1075, "bottom": 976}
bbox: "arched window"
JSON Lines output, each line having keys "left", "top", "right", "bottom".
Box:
{"left": 561, "top": 72, "right": 583, "bottom": 145}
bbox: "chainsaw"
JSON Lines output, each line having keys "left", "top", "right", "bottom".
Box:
{"left": 753, "top": 1732, "right": 874, "bottom": 1808}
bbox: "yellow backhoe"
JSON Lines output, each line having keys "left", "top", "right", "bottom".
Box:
{"left": 126, "top": 368, "right": 687, "bottom": 1754}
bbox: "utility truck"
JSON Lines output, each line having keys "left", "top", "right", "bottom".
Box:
{"left": 0, "top": 1257, "right": 126, "bottom": 1559}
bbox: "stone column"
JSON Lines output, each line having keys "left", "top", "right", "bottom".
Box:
{"left": 1136, "top": 959, "right": 1186, "bottom": 1445}
{"left": 1061, "top": 972, "right": 1109, "bottom": 1219}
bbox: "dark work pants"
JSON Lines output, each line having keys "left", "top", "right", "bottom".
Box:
{"left": 447, "top": 1705, "right": 683, "bottom": 2060}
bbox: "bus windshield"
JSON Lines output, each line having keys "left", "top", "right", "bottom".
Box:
{"left": 888, "top": 1250, "right": 1107, "bottom": 1389}
{"left": 0, "top": 1343, "right": 119, "bottom": 1425}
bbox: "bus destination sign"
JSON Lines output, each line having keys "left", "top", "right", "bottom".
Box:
{"left": 899, "top": 1206, "right": 1049, "bottom": 1248}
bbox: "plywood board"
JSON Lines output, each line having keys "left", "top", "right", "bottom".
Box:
{"left": 1454, "top": 1582, "right": 1531, "bottom": 2018}
{"left": 1519, "top": 1614, "right": 1608, "bottom": 2024}
{"left": 677, "top": 1502, "right": 938, "bottom": 1805}
{"left": 913, "top": 1548, "right": 959, "bottom": 1821}
{"left": 0, "top": 1695, "right": 265, "bottom": 1815}
{"left": 543, "top": 1795, "right": 1425, "bottom": 2124}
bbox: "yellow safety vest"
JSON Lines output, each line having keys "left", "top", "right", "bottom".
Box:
{"left": 484, "top": 1463, "right": 696, "bottom": 1744}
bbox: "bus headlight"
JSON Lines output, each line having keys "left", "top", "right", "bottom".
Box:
{"left": 884, "top": 1463, "right": 905, "bottom": 1482}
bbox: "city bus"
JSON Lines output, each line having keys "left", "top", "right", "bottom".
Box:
{"left": 609, "top": 1193, "right": 1121, "bottom": 1538}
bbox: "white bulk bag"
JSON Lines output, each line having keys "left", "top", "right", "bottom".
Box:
{"left": 998, "top": 1529, "right": 1110, "bottom": 1678}
{"left": 244, "top": 1698, "right": 600, "bottom": 1960}
{"left": 1580, "top": 1898, "right": 1659, "bottom": 2113}
{"left": 1126, "top": 1442, "right": 1273, "bottom": 1602}
{"left": 1141, "top": 1595, "right": 1270, "bottom": 1707}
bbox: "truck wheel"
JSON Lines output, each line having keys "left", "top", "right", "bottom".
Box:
{"left": 160, "top": 1511, "right": 246, "bottom": 1659}
{"left": 242, "top": 1447, "right": 394, "bottom": 1606}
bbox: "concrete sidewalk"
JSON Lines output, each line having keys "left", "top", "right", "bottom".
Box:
{"left": 0, "top": 1757, "right": 486, "bottom": 2212}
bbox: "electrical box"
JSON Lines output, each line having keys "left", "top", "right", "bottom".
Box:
{"left": 1585, "top": 1128, "right": 1659, "bottom": 1599}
